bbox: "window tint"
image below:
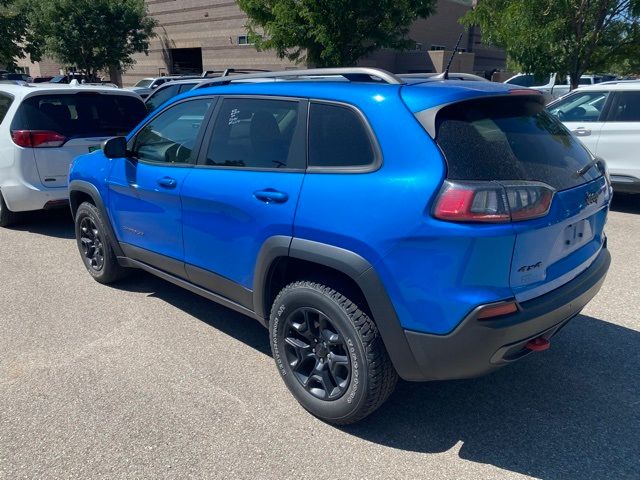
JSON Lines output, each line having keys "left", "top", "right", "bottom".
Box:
{"left": 145, "top": 84, "right": 181, "bottom": 112}
{"left": 12, "top": 93, "right": 146, "bottom": 137}
{"left": 205, "top": 98, "right": 301, "bottom": 169}
{"left": 433, "top": 96, "right": 601, "bottom": 191}
{"left": 308, "top": 103, "right": 375, "bottom": 168}
{"left": 548, "top": 91, "right": 609, "bottom": 122}
{"left": 608, "top": 91, "right": 640, "bottom": 122}
{"left": 133, "top": 98, "right": 211, "bottom": 164}
{"left": 0, "top": 93, "right": 13, "bottom": 125}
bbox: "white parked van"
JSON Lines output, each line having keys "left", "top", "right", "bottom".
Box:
{"left": 0, "top": 83, "right": 146, "bottom": 226}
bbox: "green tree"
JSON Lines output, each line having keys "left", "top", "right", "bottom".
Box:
{"left": 463, "top": 0, "right": 640, "bottom": 88}
{"left": 27, "top": 0, "right": 157, "bottom": 81}
{"left": 0, "top": 0, "right": 33, "bottom": 69}
{"left": 237, "top": 0, "right": 437, "bottom": 67}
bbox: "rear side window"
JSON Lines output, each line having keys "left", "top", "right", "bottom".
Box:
{"left": 608, "top": 91, "right": 640, "bottom": 122}
{"left": 308, "top": 103, "right": 375, "bottom": 168}
{"left": 0, "top": 93, "right": 13, "bottom": 125}
{"left": 432, "top": 96, "right": 601, "bottom": 191}
{"left": 205, "top": 98, "right": 303, "bottom": 169}
{"left": 12, "top": 93, "right": 146, "bottom": 138}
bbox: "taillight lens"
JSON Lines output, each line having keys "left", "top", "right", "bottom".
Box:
{"left": 433, "top": 180, "right": 555, "bottom": 223}
{"left": 11, "top": 130, "right": 66, "bottom": 148}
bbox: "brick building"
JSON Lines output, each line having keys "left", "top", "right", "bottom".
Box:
{"left": 122, "top": 0, "right": 505, "bottom": 85}
{"left": 14, "top": 0, "right": 505, "bottom": 85}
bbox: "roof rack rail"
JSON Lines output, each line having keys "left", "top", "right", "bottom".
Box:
{"left": 201, "top": 68, "right": 271, "bottom": 78}
{"left": 195, "top": 67, "right": 404, "bottom": 89}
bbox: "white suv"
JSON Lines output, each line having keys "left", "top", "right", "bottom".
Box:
{"left": 0, "top": 83, "right": 146, "bottom": 226}
{"left": 504, "top": 73, "right": 616, "bottom": 101}
{"left": 548, "top": 81, "right": 640, "bottom": 194}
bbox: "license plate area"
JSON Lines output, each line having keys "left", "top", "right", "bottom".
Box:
{"left": 563, "top": 219, "right": 593, "bottom": 252}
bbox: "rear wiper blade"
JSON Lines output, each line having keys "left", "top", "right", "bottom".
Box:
{"left": 576, "top": 158, "right": 600, "bottom": 177}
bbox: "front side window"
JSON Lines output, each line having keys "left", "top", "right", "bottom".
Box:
{"left": 308, "top": 102, "right": 376, "bottom": 168}
{"left": 205, "top": 98, "right": 302, "bottom": 169}
{"left": 548, "top": 91, "right": 609, "bottom": 122}
{"left": 608, "top": 91, "right": 640, "bottom": 122}
{"left": 132, "top": 98, "right": 212, "bottom": 164}
{"left": 0, "top": 93, "right": 13, "bottom": 125}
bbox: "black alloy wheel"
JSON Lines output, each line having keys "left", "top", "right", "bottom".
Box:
{"left": 79, "top": 216, "right": 105, "bottom": 272}
{"left": 283, "top": 307, "right": 351, "bottom": 400}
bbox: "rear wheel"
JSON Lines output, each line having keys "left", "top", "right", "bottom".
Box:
{"left": 0, "top": 191, "right": 18, "bottom": 227}
{"left": 75, "top": 202, "right": 128, "bottom": 284}
{"left": 270, "top": 281, "right": 398, "bottom": 424}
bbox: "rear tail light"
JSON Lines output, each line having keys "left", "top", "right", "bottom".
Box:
{"left": 433, "top": 180, "right": 555, "bottom": 223}
{"left": 11, "top": 130, "right": 66, "bottom": 148}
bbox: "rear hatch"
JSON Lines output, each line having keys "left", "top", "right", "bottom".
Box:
{"left": 424, "top": 94, "right": 610, "bottom": 302}
{"left": 11, "top": 92, "right": 146, "bottom": 187}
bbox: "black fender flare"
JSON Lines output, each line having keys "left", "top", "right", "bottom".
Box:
{"left": 253, "top": 236, "right": 424, "bottom": 381}
{"left": 68, "top": 180, "right": 124, "bottom": 258}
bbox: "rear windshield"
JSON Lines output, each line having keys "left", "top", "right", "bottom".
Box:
{"left": 12, "top": 93, "right": 146, "bottom": 138}
{"left": 431, "top": 96, "right": 601, "bottom": 191}
{"left": 135, "top": 79, "right": 154, "bottom": 88}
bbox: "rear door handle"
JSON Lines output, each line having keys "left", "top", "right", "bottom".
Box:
{"left": 253, "top": 189, "right": 288, "bottom": 204}
{"left": 573, "top": 127, "right": 592, "bottom": 137}
{"left": 157, "top": 176, "right": 177, "bottom": 188}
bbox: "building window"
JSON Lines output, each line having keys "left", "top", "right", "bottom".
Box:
{"left": 430, "top": 45, "right": 446, "bottom": 51}
{"left": 415, "top": 42, "right": 423, "bottom": 51}
{"left": 238, "top": 34, "right": 254, "bottom": 46}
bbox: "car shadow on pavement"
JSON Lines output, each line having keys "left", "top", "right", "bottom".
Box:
{"left": 110, "top": 270, "right": 639, "bottom": 479}
{"left": 343, "top": 314, "right": 639, "bottom": 479}
{"left": 9, "top": 208, "right": 75, "bottom": 239}
{"left": 113, "top": 271, "right": 271, "bottom": 356}
{"left": 611, "top": 193, "right": 640, "bottom": 214}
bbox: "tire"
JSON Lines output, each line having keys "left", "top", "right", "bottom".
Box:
{"left": 0, "top": 190, "right": 18, "bottom": 227}
{"left": 74, "top": 202, "right": 128, "bottom": 284}
{"left": 270, "top": 281, "right": 398, "bottom": 424}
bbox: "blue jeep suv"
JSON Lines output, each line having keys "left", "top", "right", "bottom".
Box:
{"left": 69, "top": 68, "right": 611, "bottom": 424}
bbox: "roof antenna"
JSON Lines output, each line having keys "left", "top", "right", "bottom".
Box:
{"left": 434, "top": 32, "right": 464, "bottom": 80}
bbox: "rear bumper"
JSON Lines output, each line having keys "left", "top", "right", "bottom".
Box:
{"left": 1, "top": 181, "right": 68, "bottom": 212}
{"left": 403, "top": 246, "right": 611, "bottom": 381}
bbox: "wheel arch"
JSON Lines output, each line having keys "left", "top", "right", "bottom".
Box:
{"left": 253, "top": 236, "right": 425, "bottom": 381}
{"left": 68, "top": 180, "right": 124, "bottom": 258}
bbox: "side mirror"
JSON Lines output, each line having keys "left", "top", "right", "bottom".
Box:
{"left": 102, "top": 136, "right": 128, "bottom": 159}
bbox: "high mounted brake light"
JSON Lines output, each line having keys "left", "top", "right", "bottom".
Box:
{"left": 433, "top": 180, "right": 555, "bottom": 223}
{"left": 11, "top": 130, "right": 66, "bottom": 148}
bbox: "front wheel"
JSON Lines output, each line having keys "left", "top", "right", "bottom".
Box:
{"left": 270, "top": 281, "right": 398, "bottom": 424}
{"left": 75, "top": 202, "right": 128, "bottom": 284}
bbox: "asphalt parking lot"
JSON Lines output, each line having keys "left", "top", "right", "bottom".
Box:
{"left": 1, "top": 196, "right": 638, "bottom": 480}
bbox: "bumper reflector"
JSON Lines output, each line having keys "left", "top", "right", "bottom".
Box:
{"left": 477, "top": 301, "right": 518, "bottom": 320}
